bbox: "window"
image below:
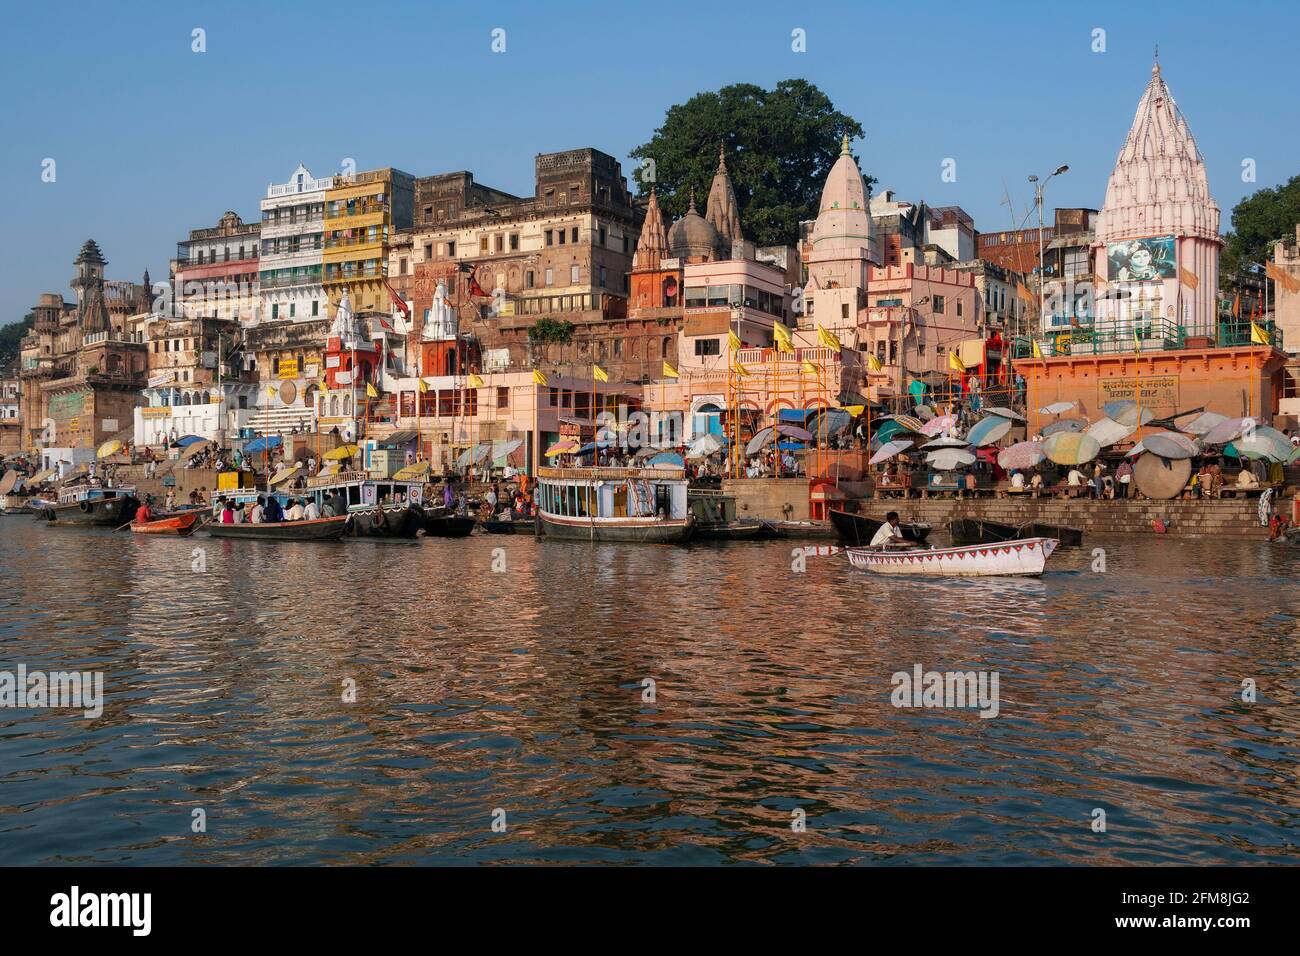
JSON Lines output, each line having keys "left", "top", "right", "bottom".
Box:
{"left": 841, "top": 303, "right": 850, "bottom": 319}
{"left": 399, "top": 259, "right": 408, "bottom": 275}
{"left": 424, "top": 243, "right": 433, "bottom": 258}
{"left": 289, "top": 303, "right": 296, "bottom": 318}
{"left": 423, "top": 205, "right": 433, "bottom": 219}
{"left": 598, "top": 226, "right": 606, "bottom": 246}
{"left": 312, "top": 300, "right": 319, "bottom": 316}
{"left": 545, "top": 230, "right": 553, "bottom": 246}
{"left": 271, "top": 304, "right": 279, "bottom": 320}
{"left": 497, "top": 387, "right": 509, "bottom": 409}
{"left": 694, "top": 338, "right": 720, "bottom": 357}
{"left": 526, "top": 270, "right": 535, "bottom": 289}
{"left": 480, "top": 236, "right": 489, "bottom": 254}
{"left": 495, "top": 235, "right": 504, "bottom": 253}
{"left": 956, "top": 301, "right": 963, "bottom": 318}
{"left": 446, "top": 241, "right": 455, "bottom": 257}
{"left": 932, "top": 295, "right": 946, "bottom": 314}
{"left": 545, "top": 268, "right": 553, "bottom": 286}
{"left": 623, "top": 236, "right": 630, "bottom": 254}
{"left": 571, "top": 227, "right": 579, "bottom": 243}
{"left": 510, "top": 233, "right": 519, "bottom": 251}
{"left": 558, "top": 229, "right": 566, "bottom": 246}
{"left": 571, "top": 264, "right": 580, "bottom": 284}
{"left": 599, "top": 265, "right": 606, "bottom": 286}
{"left": 613, "top": 339, "right": 622, "bottom": 357}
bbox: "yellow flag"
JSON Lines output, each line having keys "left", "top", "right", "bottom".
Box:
{"left": 265, "top": 385, "right": 278, "bottom": 397}
{"left": 734, "top": 363, "right": 752, "bottom": 378}
{"left": 366, "top": 381, "right": 379, "bottom": 399}
{"left": 418, "top": 378, "right": 429, "bottom": 393}
{"left": 866, "top": 352, "right": 883, "bottom": 372}
{"left": 1133, "top": 330, "right": 1142, "bottom": 354}
{"left": 662, "top": 361, "right": 679, "bottom": 379}
{"left": 772, "top": 321, "right": 795, "bottom": 354}
{"left": 1250, "top": 322, "right": 1270, "bottom": 346}
{"left": 948, "top": 351, "right": 965, "bottom": 373}
{"left": 816, "top": 324, "right": 842, "bottom": 351}
{"left": 1031, "top": 338, "right": 1043, "bottom": 359}
{"left": 727, "top": 331, "right": 742, "bottom": 352}
{"left": 842, "top": 404, "right": 865, "bottom": 417}
{"left": 532, "top": 369, "right": 548, "bottom": 386}
{"left": 800, "top": 360, "right": 818, "bottom": 375}
{"left": 467, "top": 373, "right": 484, "bottom": 388}
{"left": 592, "top": 364, "right": 608, "bottom": 383}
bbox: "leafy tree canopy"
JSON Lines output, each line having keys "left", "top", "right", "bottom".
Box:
{"left": 0, "top": 313, "right": 34, "bottom": 370}
{"left": 630, "top": 80, "right": 869, "bottom": 249}
{"left": 1222, "top": 174, "right": 1300, "bottom": 284}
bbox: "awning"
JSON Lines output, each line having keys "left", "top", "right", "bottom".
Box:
{"left": 382, "top": 429, "right": 420, "bottom": 446}
{"left": 28, "top": 467, "right": 57, "bottom": 484}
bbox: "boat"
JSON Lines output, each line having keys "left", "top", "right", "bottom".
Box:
{"left": 302, "top": 470, "right": 427, "bottom": 539}
{"left": 131, "top": 512, "right": 205, "bottom": 536}
{"left": 829, "top": 508, "right": 932, "bottom": 546}
{"left": 767, "top": 520, "right": 838, "bottom": 539}
{"left": 481, "top": 516, "right": 536, "bottom": 535}
{"left": 846, "top": 537, "right": 1060, "bottom": 577}
{"left": 947, "top": 517, "right": 1020, "bottom": 545}
{"left": 421, "top": 508, "right": 477, "bottom": 537}
{"left": 205, "top": 515, "right": 350, "bottom": 540}
{"left": 536, "top": 465, "right": 694, "bottom": 543}
{"left": 1018, "top": 522, "right": 1084, "bottom": 547}
{"left": 39, "top": 485, "right": 139, "bottom": 526}
{"left": 688, "top": 490, "right": 778, "bottom": 541}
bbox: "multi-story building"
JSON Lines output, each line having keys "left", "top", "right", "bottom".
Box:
{"left": 18, "top": 241, "right": 150, "bottom": 459}
{"left": 258, "top": 164, "right": 330, "bottom": 324}
{"left": 323, "top": 167, "right": 415, "bottom": 317}
{"left": 1270, "top": 224, "right": 1300, "bottom": 417}
{"left": 172, "top": 211, "right": 261, "bottom": 323}
{"left": 0, "top": 366, "right": 19, "bottom": 456}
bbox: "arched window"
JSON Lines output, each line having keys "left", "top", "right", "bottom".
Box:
{"left": 343, "top": 395, "right": 352, "bottom": 415}
{"left": 330, "top": 395, "right": 339, "bottom": 416}
{"left": 662, "top": 336, "right": 673, "bottom": 359}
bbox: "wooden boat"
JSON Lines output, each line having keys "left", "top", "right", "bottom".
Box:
{"left": 766, "top": 520, "right": 838, "bottom": 539}
{"left": 688, "top": 490, "right": 777, "bottom": 541}
{"left": 1018, "top": 522, "right": 1084, "bottom": 547}
{"left": 947, "top": 517, "right": 1020, "bottom": 545}
{"left": 41, "top": 486, "right": 139, "bottom": 526}
{"left": 422, "top": 509, "right": 477, "bottom": 538}
{"left": 131, "top": 512, "right": 205, "bottom": 536}
{"left": 347, "top": 505, "right": 424, "bottom": 539}
{"left": 846, "top": 537, "right": 1060, "bottom": 577}
{"left": 303, "top": 471, "right": 428, "bottom": 539}
{"left": 205, "top": 514, "right": 350, "bottom": 540}
{"left": 481, "top": 516, "right": 536, "bottom": 535}
{"left": 829, "top": 508, "right": 932, "bottom": 546}
{"left": 536, "top": 466, "right": 693, "bottom": 543}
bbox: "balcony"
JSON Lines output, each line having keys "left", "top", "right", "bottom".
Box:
{"left": 1014, "top": 318, "right": 1284, "bottom": 358}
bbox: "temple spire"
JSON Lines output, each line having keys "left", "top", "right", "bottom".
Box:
{"left": 705, "top": 145, "right": 743, "bottom": 243}
{"left": 633, "top": 189, "right": 668, "bottom": 271}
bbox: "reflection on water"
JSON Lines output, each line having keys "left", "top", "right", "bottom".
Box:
{"left": 0, "top": 519, "right": 1297, "bottom": 864}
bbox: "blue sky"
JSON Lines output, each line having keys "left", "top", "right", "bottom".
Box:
{"left": 1, "top": 0, "right": 1296, "bottom": 322}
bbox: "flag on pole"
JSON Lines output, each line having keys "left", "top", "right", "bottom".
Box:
{"left": 1133, "top": 330, "right": 1142, "bottom": 354}
{"left": 733, "top": 363, "right": 752, "bottom": 378}
{"left": 662, "top": 361, "right": 679, "bottom": 379}
{"left": 467, "top": 373, "right": 484, "bottom": 388}
{"left": 592, "top": 364, "right": 608, "bottom": 383}
{"left": 1232, "top": 293, "right": 1241, "bottom": 318}
{"left": 842, "top": 404, "right": 865, "bottom": 417}
{"left": 866, "top": 352, "right": 883, "bottom": 372}
{"left": 532, "top": 369, "right": 548, "bottom": 386}
{"left": 1031, "top": 338, "right": 1043, "bottom": 359}
{"left": 816, "top": 324, "right": 842, "bottom": 351}
{"left": 467, "top": 273, "right": 490, "bottom": 298}
{"left": 266, "top": 385, "right": 278, "bottom": 398}
{"left": 772, "top": 321, "right": 795, "bottom": 353}
{"left": 1179, "top": 267, "right": 1199, "bottom": 291}
{"left": 1250, "top": 322, "right": 1270, "bottom": 346}
{"left": 366, "top": 381, "right": 379, "bottom": 399}
{"left": 800, "top": 360, "right": 819, "bottom": 375}
{"left": 727, "top": 331, "right": 742, "bottom": 352}
{"left": 948, "top": 351, "right": 965, "bottom": 373}
{"left": 418, "top": 378, "right": 429, "bottom": 393}
{"left": 384, "top": 278, "right": 411, "bottom": 320}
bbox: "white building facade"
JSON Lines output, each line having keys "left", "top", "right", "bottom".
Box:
{"left": 258, "top": 164, "right": 330, "bottom": 326}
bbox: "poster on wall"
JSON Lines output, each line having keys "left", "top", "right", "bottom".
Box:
{"left": 1106, "top": 236, "right": 1176, "bottom": 281}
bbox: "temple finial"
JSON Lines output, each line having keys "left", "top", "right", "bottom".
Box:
{"left": 841, "top": 133, "right": 851, "bottom": 156}
{"left": 1153, "top": 43, "right": 1160, "bottom": 74}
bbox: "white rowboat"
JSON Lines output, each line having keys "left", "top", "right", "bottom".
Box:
{"left": 846, "top": 537, "right": 1059, "bottom": 577}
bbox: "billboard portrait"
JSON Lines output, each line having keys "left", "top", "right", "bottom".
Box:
{"left": 1107, "top": 235, "right": 1176, "bottom": 281}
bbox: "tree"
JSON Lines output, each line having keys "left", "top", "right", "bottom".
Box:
{"left": 1221, "top": 174, "right": 1300, "bottom": 285}
{"left": 0, "top": 313, "right": 34, "bottom": 369}
{"left": 630, "top": 80, "right": 869, "bottom": 249}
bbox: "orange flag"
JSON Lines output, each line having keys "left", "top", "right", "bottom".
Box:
{"left": 1179, "top": 267, "right": 1199, "bottom": 291}
{"left": 1266, "top": 260, "right": 1300, "bottom": 294}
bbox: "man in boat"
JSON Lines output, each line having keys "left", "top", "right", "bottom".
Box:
{"left": 870, "top": 511, "right": 908, "bottom": 548}
{"left": 285, "top": 498, "right": 305, "bottom": 521}
{"left": 135, "top": 496, "right": 154, "bottom": 525}
{"left": 303, "top": 497, "right": 321, "bottom": 520}
{"left": 250, "top": 495, "right": 266, "bottom": 524}
{"left": 263, "top": 495, "right": 284, "bottom": 523}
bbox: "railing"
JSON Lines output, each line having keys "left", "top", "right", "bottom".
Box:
{"left": 267, "top": 179, "right": 332, "bottom": 197}
{"left": 1218, "top": 320, "right": 1283, "bottom": 350}
{"left": 1016, "top": 318, "right": 1284, "bottom": 358}
{"left": 539, "top": 466, "right": 685, "bottom": 481}
{"left": 323, "top": 236, "right": 383, "bottom": 250}
{"left": 325, "top": 202, "right": 389, "bottom": 220}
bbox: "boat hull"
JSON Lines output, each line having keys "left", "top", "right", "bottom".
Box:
{"left": 947, "top": 517, "right": 1020, "bottom": 545}
{"left": 847, "top": 537, "right": 1059, "bottom": 577}
{"left": 691, "top": 519, "right": 777, "bottom": 541}
{"left": 421, "top": 511, "right": 477, "bottom": 537}
{"left": 538, "top": 511, "right": 693, "bottom": 543}
{"left": 1018, "top": 522, "right": 1084, "bottom": 547}
{"left": 347, "top": 506, "right": 423, "bottom": 539}
{"left": 205, "top": 515, "right": 350, "bottom": 540}
{"left": 481, "top": 518, "right": 536, "bottom": 535}
{"left": 829, "top": 509, "right": 932, "bottom": 546}
{"left": 132, "top": 512, "right": 204, "bottom": 536}
{"left": 43, "top": 495, "right": 138, "bottom": 526}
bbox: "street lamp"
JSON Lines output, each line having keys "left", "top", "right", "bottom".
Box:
{"left": 1030, "top": 165, "right": 1069, "bottom": 339}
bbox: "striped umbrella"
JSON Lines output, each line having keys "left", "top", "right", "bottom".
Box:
{"left": 966, "top": 415, "right": 1013, "bottom": 447}
{"left": 869, "top": 440, "right": 913, "bottom": 465}
{"left": 997, "top": 441, "right": 1046, "bottom": 470}
{"left": 1043, "top": 431, "right": 1101, "bottom": 465}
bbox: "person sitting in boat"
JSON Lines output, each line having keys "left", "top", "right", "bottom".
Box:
{"left": 285, "top": 498, "right": 305, "bottom": 521}
{"left": 263, "top": 495, "right": 284, "bottom": 523}
{"left": 303, "top": 497, "right": 321, "bottom": 520}
{"left": 135, "top": 496, "right": 154, "bottom": 525}
{"left": 870, "top": 511, "right": 908, "bottom": 548}
{"left": 219, "top": 498, "right": 235, "bottom": 524}
{"left": 249, "top": 496, "right": 266, "bottom": 524}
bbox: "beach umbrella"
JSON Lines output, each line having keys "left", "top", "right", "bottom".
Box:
{"left": 1101, "top": 400, "right": 1154, "bottom": 427}
{"left": 805, "top": 408, "right": 852, "bottom": 443}
{"left": 926, "top": 448, "right": 977, "bottom": 470}
{"left": 687, "top": 433, "right": 723, "bottom": 459}
{"left": 1138, "top": 433, "right": 1200, "bottom": 460}
{"left": 269, "top": 464, "right": 300, "bottom": 487}
{"left": 245, "top": 435, "right": 285, "bottom": 455}
{"left": 982, "top": 405, "right": 1026, "bottom": 422}
{"left": 915, "top": 404, "right": 935, "bottom": 421}
{"left": 869, "top": 440, "right": 913, "bottom": 465}
{"left": 1041, "top": 417, "right": 1087, "bottom": 437}
{"left": 891, "top": 414, "right": 926, "bottom": 434}
{"left": 1038, "top": 401, "right": 1077, "bottom": 415}
{"left": 648, "top": 451, "right": 685, "bottom": 467}
{"left": 920, "top": 414, "right": 956, "bottom": 437}
{"left": 1225, "top": 425, "right": 1291, "bottom": 462}
{"left": 920, "top": 436, "right": 969, "bottom": 450}
{"left": 745, "top": 424, "right": 812, "bottom": 456}
{"left": 544, "top": 440, "right": 579, "bottom": 457}
{"left": 0, "top": 471, "right": 18, "bottom": 495}
{"left": 838, "top": 388, "right": 870, "bottom": 407}
{"left": 997, "top": 441, "right": 1046, "bottom": 470}
{"left": 871, "top": 419, "right": 908, "bottom": 444}
{"left": 321, "top": 441, "right": 354, "bottom": 460}
{"left": 1178, "top": 411, "right": 1228, "bottom": 437}
{"left": 393, "top": 460, "right": 431, "bottom": 480}
{"left": 1202, "top": 416, "right": 1256, "bottom": 446}
{"left": 174, "top": 434, "right": 205, "bottom": 448}
{"left": 96, "top": 439, "right": 124, "bottom": 459}
{"left": 966, "top": 415, "right": 1013, "bottom": 447}
{"left": 1086, "top": 417, "right": 1136, "bottom": 447}
{"left": 180, "top": 439, "right": 212, "bottom": 460}
{"left": 1133, "top": 453, "right": 1192, "bottom": 499}
{"left": 1043, "top": 431, "right": 1101, "bottom": 466}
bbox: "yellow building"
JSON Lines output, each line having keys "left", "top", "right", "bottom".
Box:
{"left": 323, "top": 167, "right": 414, "bottom": 316}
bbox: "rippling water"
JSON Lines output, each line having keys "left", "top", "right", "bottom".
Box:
{"left": 1, "top": 517, "right": 1297, "bottom": 865}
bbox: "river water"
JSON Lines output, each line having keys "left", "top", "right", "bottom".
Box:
{"left": 1, "top": 519, "right": 1296, "bottom": 865}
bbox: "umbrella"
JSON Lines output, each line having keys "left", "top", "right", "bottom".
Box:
{"left": 648, "top": 452, "right": 684, "bottom": 467}
{"left": 982, "top": 406, "right": 1026, "bottom": 422}
{"left": 837, "top": 389, "right": 870, "bottom": 407}
{"left": 921, "top": 436, "right": 969, "bottom": 449}
{"left": 805, "top": 408, "right": 852, "bottom": 443}
{"left": 96, "top": 440, "right": 124, "bottom": 459}
{"left": 1133, "top": 453, "right": 1192, "bottom": 499}
{"left": 745, "top": 424, "right": 812, "bottom": 456}
{"left": 393, "top": 460, "right": 431, "bottom": 480}
{"left": 997, "top": 441, "right": 1046, "bottom": 470}
{"left": 269, "top": 464, "right": 300, "bottom": 487}
{"left": 915, "top": 404, "right": 935, "bottom": 421}
{"left": 1139, "top": 432, "right": 1200, "bottom": 460}
{"left": 1102, "top": 400, "right": 1154, "bottom": 428}
{"left": 321, "top": 442, "right": 355, "bottom": 460}
{"left": 920, "top": 415, "right": 956, "bottom": 437}
{"left": 891, "top": 414, "right": 926, "bottom": 434}
{"left": 544, "top": 440, "right": 579, "bottom": 457}
{"left": 1178, "top": 411, "right": 1228, "bottom": 437}
{"left": 245, "top": 435, "right": 284, "bottom": 454}
{"left": 181, "top": 439, "right": 212, "bottom": 460}
{"left": 966, "top": 415, "right": 1013, "bottom": 447}
{"left": 872, "top": 419, "right": 909, "bottom": 444}
{"left": 1290, "top": 446, "right": 1300, "bottom": 465}
{"left": 1038, "top": 401, "right": 1077, "bottom": 415}
{"left": 869, "top": 440, "right": 913, "bottom": 465}
{"left": 1202, "top": 416, "right": 1256, "bottom": 446}
{"left": 687, "top": 433, "right": 724, "bottom": 459}
{"left": 1043, "top": 431, "right": 1101, "bottom": 465}
{"left": 1085, "top": 417, "right": 1136, "bottom": 447}
{"left": 1226, "top": 425, "right": 1291, "bottom": 462}
{"left": 576, "top": 439, "right": 617, "bottom": 456}
{"left": 1041, "top": 417, "right": 1087, "bottom": 437}
{"left": 926, "top": 448, "right": 977, "bottom": 470}
{"left": 174, "top": 434, "right": 205, "bottom": 448}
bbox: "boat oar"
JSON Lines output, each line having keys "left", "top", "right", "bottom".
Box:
{"left": 112, "top": 520, "right": 134, "bottom": 532}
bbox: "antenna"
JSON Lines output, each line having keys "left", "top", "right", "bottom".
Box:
{"left": 999, "top": 178, "right": 1019, "bottom": 230}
